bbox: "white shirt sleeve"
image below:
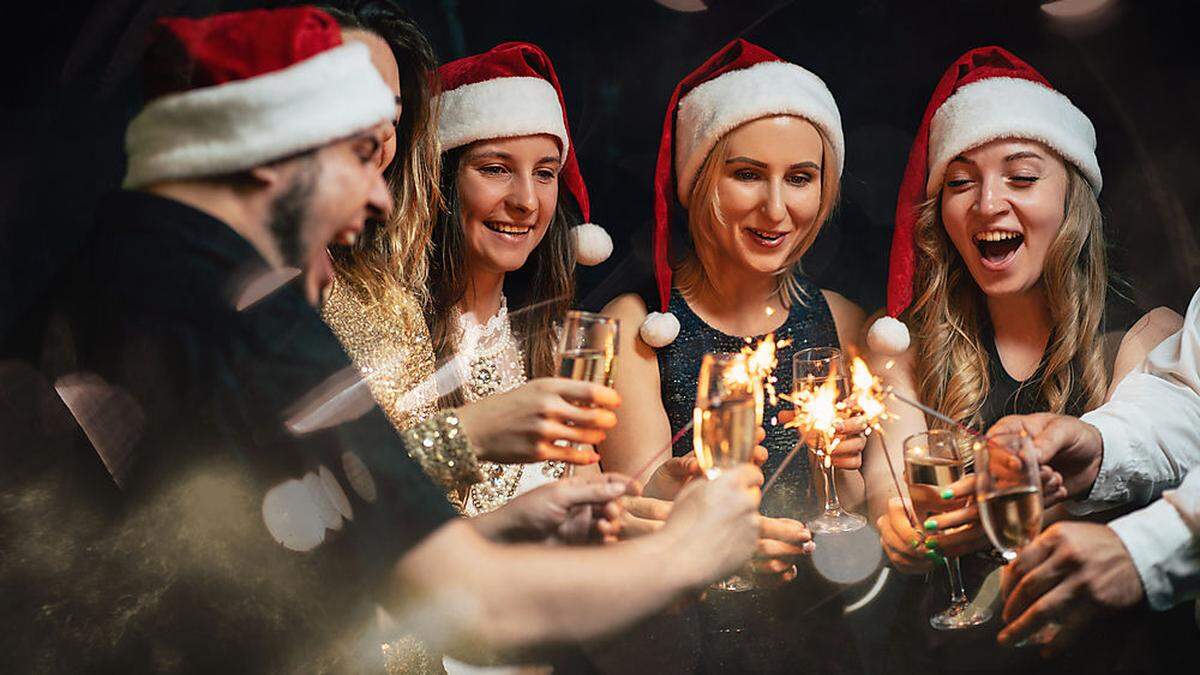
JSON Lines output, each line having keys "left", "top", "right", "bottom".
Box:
{"left": 1073, "top": 288, "right": 1200, "bottom": 512}
{"left": 1070, "top": 287, "right": 1200, "bottom": 610}
{"left": 1108, "top": 470, "right": 1200, "bottom": 610}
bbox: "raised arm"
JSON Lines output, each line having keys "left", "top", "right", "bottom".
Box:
{"left": 598, "top": 294, "right": 673, "bottom": 489}
{"left": 391, "top": 465, "right": 762, "bottom": 661}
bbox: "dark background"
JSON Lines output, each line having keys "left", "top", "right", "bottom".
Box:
{"left": 4, "top": 0, "right": 1199, "bottom": 360}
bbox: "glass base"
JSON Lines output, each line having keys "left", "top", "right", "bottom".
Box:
{"left": 929, "top": 600, "right": 993, "bottom": 631}
{"left": 808, "top": 508, "right": 867, "bottom": 535}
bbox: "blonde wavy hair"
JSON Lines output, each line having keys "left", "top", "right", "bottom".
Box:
{"left": 326, "top": 5, "right": 442, "bottom": 305}
{"left": 910, "top": 165, "right": 1107, "bottom": 428}
{"left": 675, "top": 120, "right": 840, "bottom": 306}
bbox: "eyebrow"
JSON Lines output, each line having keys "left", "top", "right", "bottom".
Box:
{"left": 537, "top": 155, "right": 562, "bottom": 166}
{"left": 465, "top": 150, "right": 513, "bottom": 162}
{"left": 1004, "top": 151, "right": 1044, "bottom": 162}
{"left": 949, "top": 151, "right": 1046, "bottom": 166}
{"left": 725, "top": 156, "right": 821, "bottom": 170}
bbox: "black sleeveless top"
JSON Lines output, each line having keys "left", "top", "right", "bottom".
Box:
{"left": 978, "top": 321, "right": 1086, "bottom": 428}
{"left": 655, "top": 274, "right": 840, "bottom": 519}
{"left": 891, "top": 323, "right": 1091, "bottom": 675}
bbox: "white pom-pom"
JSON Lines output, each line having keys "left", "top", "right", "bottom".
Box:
{"left": 571, "top": 223, "right": 613, "bottom": 266}
{"left": 866, "top": 316, "right": 911, "bottom": 355}
{"left": 639, "top": 311, "right": 680, "bottom": 347}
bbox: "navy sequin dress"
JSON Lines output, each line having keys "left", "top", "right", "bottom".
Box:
{"left": 657, "top": 274, "right": 838, "bottom": 520}
{"left": 648, "top": 275, "right": 862, "bottom": 674}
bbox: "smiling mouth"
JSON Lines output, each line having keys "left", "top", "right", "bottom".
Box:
{"left": 485, "top": 221, "right": 534, "bottom": 236}
{"left": 745, "top": 228, "right": 789, "bottom": 247}
{"left": 974, "top": 230, "right": 1024, "bottom": 265}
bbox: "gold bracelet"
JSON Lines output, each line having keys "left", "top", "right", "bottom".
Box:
{"left": 402, "top": 410, "right": 484, "bottom": 491}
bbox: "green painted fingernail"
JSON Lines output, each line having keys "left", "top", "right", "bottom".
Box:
{"left": 940, "top": 488, "right": 954, "bottom": 500}
{"left": 924, "top": 518, "right": 938, "bottom": 531}
{"left": 925, "top": 538, "right": 939, "bottom": 550}
{"left": 924, "top": 550, "right": 941, "bottom": 561}
{"left": 911, "top": 538, "right": 921, "bottom": 549}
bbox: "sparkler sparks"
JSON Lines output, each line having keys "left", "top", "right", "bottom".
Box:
{"left": 740, "top": 332, "right": 791, "bottom": 409}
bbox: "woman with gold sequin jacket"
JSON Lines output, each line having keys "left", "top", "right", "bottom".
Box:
{"left": 319, "top": 12, "right": 621, "bottom": 506}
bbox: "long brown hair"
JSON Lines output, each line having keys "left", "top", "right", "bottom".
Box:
{"left": 427, "top": 145, "right": 577, "bottom": 407}
{"left": 675, "top": 120, "right": 841, "bottom": 306}
{"left": 323, "top": 2, "right": 441, "bottom": 304}
{"left": 911, "top": 165, "right": 1108, "bottom": 428}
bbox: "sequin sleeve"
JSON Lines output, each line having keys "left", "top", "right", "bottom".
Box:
{"left": 321, "top": 278, "right": 440, "bottom": 430}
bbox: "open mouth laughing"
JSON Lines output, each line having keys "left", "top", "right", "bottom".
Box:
{"left": 973, "top": 229, "right": 1024, "bottom": 269}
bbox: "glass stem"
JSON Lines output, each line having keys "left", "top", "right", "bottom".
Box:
{"left": 944, "top": 555, "right": 968, "bottom": 605}
{"left": 822, "top": 460, "right": 841, "bottom": 513}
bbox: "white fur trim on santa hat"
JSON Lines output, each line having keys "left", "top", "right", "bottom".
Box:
{"left": 639, "top": 311, "right": 680, "bottom": 348}
{"left": 571, "top": 223, "right": 612, "bottom": 266}
{"left": 438, "top": 76, "right": 569, "bottom": 157}
{"left": 675, "top": 60, "right": 844, "bottom": 206}
{"left": 123, "top": 42, "right": 393, "bottom": 189}
{"left": 927, "top": 77, "right": 1101, "bottom": 197}
{"left": 866, "top": 315, "right": 910, "bottom": 356}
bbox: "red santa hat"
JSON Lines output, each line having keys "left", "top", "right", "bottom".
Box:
{"left": 867, "top": 45, "right": 1102, "bottom": 356}
{"left": 436, "top": 42, "right": 612, "bottom": 266}
{"left": 640, "top": 38, "right": 845, "bottom": 347}
{"left": 123, "top": 7, "right": 395, "bottom": 189}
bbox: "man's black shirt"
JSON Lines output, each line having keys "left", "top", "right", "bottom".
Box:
{"left": 61, "top": 190, "right": 457, "bottom": 671}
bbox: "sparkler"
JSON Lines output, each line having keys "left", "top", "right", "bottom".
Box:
{"left": 633, "top": 331, "right": 789, "bottom": 488}
{"left": 886, "top": 389, "right": 983, "bottom": 439}
{"left": 767, "top": 369, "right": 843, "bottom": 495}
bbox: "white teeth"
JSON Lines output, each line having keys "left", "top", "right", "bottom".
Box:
{"left": 488, "top": 222, "right": 532, "bottom": 235}
{"left": 974, "top": 230, "right": 1021, "bottom": 242}
{"left": 750, "top": 229, "right": 785, "bottom": 240}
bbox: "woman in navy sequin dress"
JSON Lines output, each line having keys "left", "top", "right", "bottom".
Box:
{"left": 597, "top": 40, "right": 867, "bottom": 673}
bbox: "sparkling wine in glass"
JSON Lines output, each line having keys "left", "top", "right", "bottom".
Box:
{"left": 695, "top": 352, "right": 757, "bottom": 591}
{"left": 976, "top": 431, "right": 1044, "bottom": 561}
{"left": 792, "top": 346, "right": 866, "bottom": 535}
{"left": 975, "top": 430, "right": 1050, "bottom": 644}
{"left": 554, "top": 310, "right": 620, "bottom": 467}
{"left": 904, "top": 429, "right": 992, "bottom": 630}
{"left": 556, "top": 310, "right": 619, "bottom": 386}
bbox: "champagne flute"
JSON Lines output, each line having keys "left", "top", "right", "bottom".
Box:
{"left": 975, "top": 431, "right": 1054, "bottom": 645}
{"left": 694, "top": 352, "right": 757, "bottom": 591}
{"left": 556, "top": 310, "right": 619, "bottom": 386}
{"left": 904, "top": 429, "right": 992, "bottom": 630}
{"left": 554, "top": 310, "right": 620, "bottom": 472}
{"left": 975, "top": 431, "right": 1043, "bottom": 561}
{"left": 793, "top": 347, "right": 866, "bottom": 535}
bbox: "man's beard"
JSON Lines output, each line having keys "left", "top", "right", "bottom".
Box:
{"left": 267, "top": 157, "right": 322, "bottom": 269}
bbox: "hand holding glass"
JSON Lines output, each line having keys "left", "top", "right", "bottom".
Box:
{"left": 903, "top": 429, "right": 991, "bottom": 630}
{"left": 792, "top": 346, "right": 866, "bottom": 534}
{"left": 694, "top": 352, "right": 757, "bottom": 591}
{"left": 554, "top": 310, "right": 619, "bottom": 469}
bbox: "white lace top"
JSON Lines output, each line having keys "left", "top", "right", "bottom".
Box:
{"left": 444, "top": 298, "right": 562, "bottom": 675}
{"left": 452, "top": 297, "right": 564, "bottom": 517}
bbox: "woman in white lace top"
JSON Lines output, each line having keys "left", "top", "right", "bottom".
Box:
{"left": 425, "top": 42, "right": 613, "bottom": 520}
